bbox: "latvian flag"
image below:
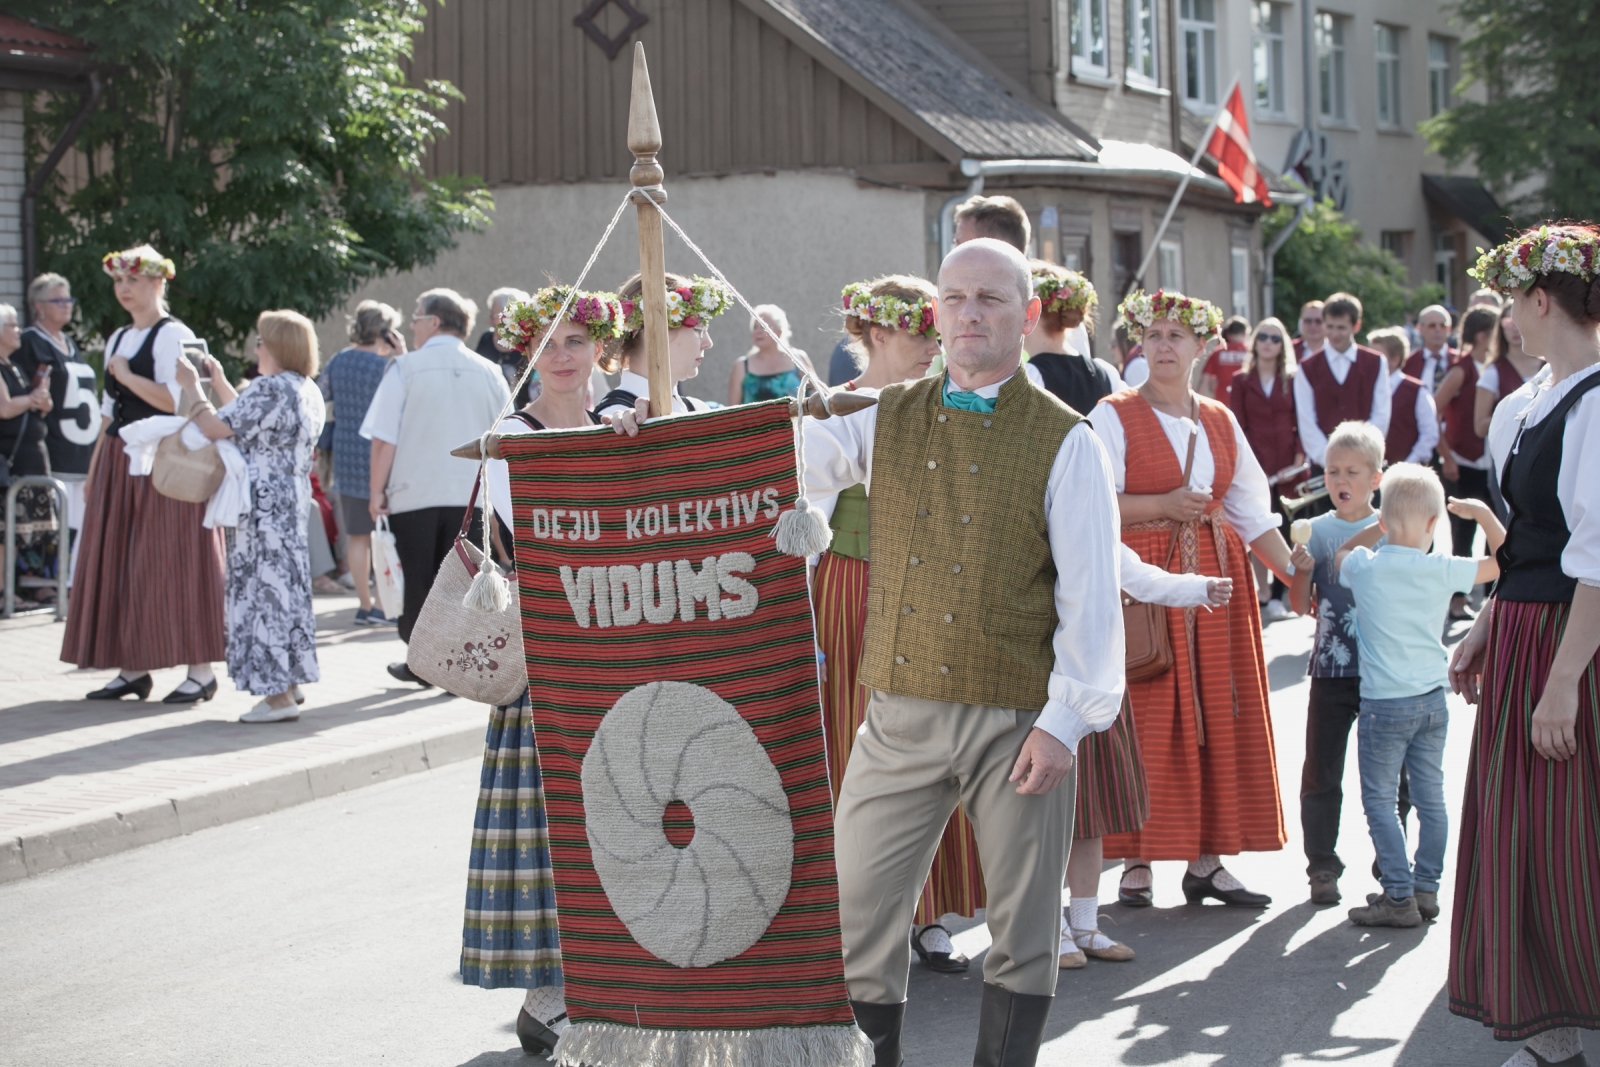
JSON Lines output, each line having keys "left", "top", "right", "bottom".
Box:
{"left": 1206, "top": 82, "right": 1272, "bottom": 206}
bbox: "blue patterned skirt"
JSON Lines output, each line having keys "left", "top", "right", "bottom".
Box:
{"left": 460, "top": 690, "right": 563, "bottom": 989}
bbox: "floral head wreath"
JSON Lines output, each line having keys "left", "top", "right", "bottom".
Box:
{"left": 841, "top": 281, "right": 938, "bottom": 338}
{"left": 620, "top": 276, "right": 732, "bottom": 339}
{"left": 1033, "top": 269, "right": 1097, "bottom": 315}
{"left": 496, "top": 286, "right": 625, "bottom": 352}
{"left": 102, "top": 249, "right": 176, "bottom": 280}
{"left": 1468, "top": 225, "right": 1600, "bottom": 294}
{"left": 1116, "top": 288, "right": 1223, "bottom": 341}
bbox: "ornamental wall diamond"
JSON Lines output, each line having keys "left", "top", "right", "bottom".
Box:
{"left": 574, "top": 0, "right": 649, "bottom": 61}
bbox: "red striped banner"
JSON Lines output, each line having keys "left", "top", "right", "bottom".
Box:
{"left": 501, "top": 401, "right": 862, "bottom": 1059}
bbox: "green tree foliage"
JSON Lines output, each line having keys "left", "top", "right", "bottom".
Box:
{"left": 23, "top": 0, "right": 490, "bottom": 362}
{"left": 1421, "top": 0, "right": 1600, "bottom": 224}
{"left": 1263, "top": 199, "right": 1445, "bottom": 331}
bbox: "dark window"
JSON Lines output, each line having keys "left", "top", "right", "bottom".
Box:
{"left": 1114, "top": 231, "right": 1143, "bottom": 299}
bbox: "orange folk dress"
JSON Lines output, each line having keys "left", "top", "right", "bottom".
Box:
{"left": 1097, "top": 390, "right": 1287, "bottom": 861}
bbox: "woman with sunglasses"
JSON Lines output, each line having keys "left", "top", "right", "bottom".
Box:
{"left": 1228, "top": 316, "right": 1301, "bottom": 621}
{"left": 61, "top": 247, "right": 226, "bottom": 703}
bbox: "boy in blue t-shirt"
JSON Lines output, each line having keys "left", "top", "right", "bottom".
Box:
{"left": 1286, "top": 421, "right": 1386, "bottom": 907}
{"left": 1335, "top": 462, "right": 1501, "bottom": 928}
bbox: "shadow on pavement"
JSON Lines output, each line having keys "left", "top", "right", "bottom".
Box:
{"left": 1267, "top": 649, "right": 1310, "bottom": 691}
{"left": 453, "top": 1051, "right": 528, "bottom": 1066}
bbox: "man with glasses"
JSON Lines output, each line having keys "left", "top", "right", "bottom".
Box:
{"left": 1293, "top": 299, "right": 1325, "bottom": 360}
{"left": 359, "top": 288, "right": 510, "bottom": 684}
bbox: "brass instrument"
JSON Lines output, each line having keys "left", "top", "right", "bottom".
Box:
{"left": 1279, "top": 474, "right": 1328, "bottom": 517}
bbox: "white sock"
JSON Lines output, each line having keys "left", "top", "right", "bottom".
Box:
{"left": 523, "top": 986, "right": 568, "bottom": 1028}
{"left": 118, "top": 670, "right": 149, "bottom": 682}
{"left": 1189, "top": 855, "right": 1247, "bottom": 891}
{"left": 1121, "top": 864, "right": 1152, "bottom": 889}
{"left": 1521, "top": 1028, "right": 1584, "bottom": 1064}
{"left": 187, "top": 664, "right": 216, "bottom": 686}
{"left": 916, "top": 924, "right": 954, "bottom": 955}
{"left": 1068, "top": 897, "right": 1099, "bottom": 934}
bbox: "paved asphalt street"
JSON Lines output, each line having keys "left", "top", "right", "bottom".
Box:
{"left": 0, "top": 614, "right": 1582, "bottom": 1066}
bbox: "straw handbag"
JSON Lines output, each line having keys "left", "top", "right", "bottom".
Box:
{"left": 406, "top": 478, "right": 526, "bottom": 705}
{"left": 151, "top": 420, "right": 226, "bottom": 503}
{"left": 1122, "top": 402, "right": 1197, "bottom": 683}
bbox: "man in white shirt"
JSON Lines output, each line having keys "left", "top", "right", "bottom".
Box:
{"left": 360, "top": 288, "right": 510, "bottom": 682}
{"left": 1402, "top": 304, "right": 1455, "bottom": 392}
{"left": 1293, "top": 291, "right": 1391, "bottom": 469}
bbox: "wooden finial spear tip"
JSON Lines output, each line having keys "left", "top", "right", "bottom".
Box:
{"left": 627, "top": 42, "right": 661, "bottom": 161}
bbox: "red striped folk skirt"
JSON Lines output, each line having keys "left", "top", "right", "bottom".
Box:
{"left": 1450, "top": 598, "right": 1600, "bottom": 1040}
{"left": 813, "top": 549, "right": 985, "bottom": 922}
{"left": 1075, "top": 698, "right": 1149, "bottom": 840}
{"left": 61, "top": 439, "right": 226, "bottom": 671}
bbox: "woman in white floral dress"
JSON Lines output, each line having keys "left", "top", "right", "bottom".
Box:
{"left": 175, "top": 311, "right": 325, "bottom": 722}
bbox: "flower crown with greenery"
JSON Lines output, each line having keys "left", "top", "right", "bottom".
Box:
{"left": 1033, "top": 268, "right": 1097, "bottom": 315}
{"left": 102, "top": 249, "right": 176, "bottom": 280}
{"left": 496, "top": 287, "right": 625, "bottom": 352}
{"left": 620, "top": 276, "right": 732, "bottom": 340}
{"left": 1468, "top": 225, "right": 1600, "bottom": 294}
{"left": 1116, "top": 288, "right": 1223, "bottom": 340}
{"left": 841, "top": 281, "right": 938, "bottom": 338}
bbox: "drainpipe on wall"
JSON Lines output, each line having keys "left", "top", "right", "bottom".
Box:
{"left": 21, "top": 71, "right": 103, "bottom": 324}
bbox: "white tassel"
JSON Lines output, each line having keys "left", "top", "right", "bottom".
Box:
{"left": 463, "top": 562, "right": 512, "bottom": 613}
{"left": 773, "top": 496, "right": 834, "bottom": 558}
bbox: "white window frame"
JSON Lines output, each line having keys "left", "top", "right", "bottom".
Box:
{"left": 1252, "top": 2, "right": 1286, "bottom": 117}
{"left": 1070, "top": 0, "right": 1111, "bottom": 80}
{"left": 1375, "top": 24, "right": 1401, "bottom": 129}
{"left": 1428, "top": 35, "right": 1454, "bottom": 117}
{"left": 1230, "top": 247, "right": 1251, "bottom": 318}
{"left": 1125, "top": 0, "right": 1160, "bottom": 88}
{"left": 1316, "top": 12, "right": 1348, "bottom": 124}
{"left": 1158, "top": 239, "right": 1185, "bottom": 291}
{"left": 1179, "top": 0, "right": 1218, "bottom": 111}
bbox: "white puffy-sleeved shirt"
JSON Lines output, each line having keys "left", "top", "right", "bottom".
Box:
{"left": 100, "top": 320, "right": 198, "bottom": 418}
{"left": 1086, "top": 395, "right": 1282, "bottom": 545}
{"left": 1119, "top": 543, "right": 1213, "bottom": 606}
{"left": 1504, "top": 362, "right": 1600, "bottom": 588}
{"left": 1293, "top": 342, "right": 1392, "bottom": 465}
{"left": 1486, "top": 365, "right": 1551, "bottom": 478}
{"left": 801, "top": 372, "right": 1126, "bottom": 754}
{"left": 594, "top": 369, "right": 708, "bottom": 418}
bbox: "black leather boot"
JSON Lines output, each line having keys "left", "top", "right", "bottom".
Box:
{"left": 972, "top": 982, "right": 1053, "bottom": 1067}
{"left": 850, "top": 999, "right": 905, "bottom": 1067}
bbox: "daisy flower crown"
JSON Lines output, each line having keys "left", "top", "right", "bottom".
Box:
{"left": 1468, "top": 225, "right": 1600, "bottom": 294}
{"left": 620, "top": 276, "right": 732, "bottom": 340}
{"left": 102, "top": 250, "right": 176, "bottom": 280}
{"left": 841, "top": 282, "right": 938, "bottom": 338}
{"left": 496, "top": 287, "right": 625, "bottom": 352}
{"left": 1033, "top": 269, "right": 1097, "bottom": 315}
{"left": 1117, "top": 288, "right": 1223, "bottom": 341}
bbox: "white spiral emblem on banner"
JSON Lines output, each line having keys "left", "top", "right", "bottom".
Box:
{"left": 581, "top": 681, "right": 794, "bottom": 968}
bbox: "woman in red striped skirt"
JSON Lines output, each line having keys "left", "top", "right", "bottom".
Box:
{"left": 814, "top": 276, "right": 984, "bottom": 971}
{"left": 1448, "top": 225, "right": 1600, "bottom": 1067}
{"left": 61, "top": 247, "right": 225, "bottom": 702}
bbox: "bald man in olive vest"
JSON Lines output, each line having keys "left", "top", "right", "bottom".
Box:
{"left": 803, "top": 239, "right": 1124, "bottom": 1067}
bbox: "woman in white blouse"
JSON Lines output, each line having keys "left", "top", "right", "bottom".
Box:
{"left": 1446, "top": 225, "right": 1600, "bottom": 1067}
{"left": 61, "top": 246, "right": 225, "bottom": 704}
{"left": 1088, "top": 289, "right": 1296, "bottom": 911}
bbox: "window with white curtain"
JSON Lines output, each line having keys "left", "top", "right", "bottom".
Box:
{"left": 1125, "top": 0, "right": 1159, "bottom": 86}
{"left": 1231, "top": 247, "right": 1251, "bottom": 317}
{"left": 1070, "top": 0, "right": 1110, "bottom": 79}
{"left": 1375, "top": 25, "right": 1401, "bottom": 128}
{"left": 1428, "top": 36, "right": 1454, "bottom": 116}
{"left": 1180, "top": 0, "right": 1218, "bottom": 109}
{"left": 1316, "top": 12, "right": 1348, "bottom": 123}
{"left": 1159, "top": 240, "right": 1185, "bottom": 291}
{"left": 1252, "top": 2, "right": 1285, "bottom": 116}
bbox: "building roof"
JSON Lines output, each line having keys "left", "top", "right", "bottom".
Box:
{"left": 0, "top": 13, "right": 97, "bottom": 92}
{"left": 739, "top": 0, "right": 1098, "bottom": 163}
{"left": 1423, "top": 174, "right": 1512, "bottom": 244}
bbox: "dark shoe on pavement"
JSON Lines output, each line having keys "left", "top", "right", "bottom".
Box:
{"left": 972, "top": 981, "right": 1052, "bottom": 1067}
{"left": 1183, "top": 867, "right": 1271, "bottom": 907}
{"left": 911, "top": 923, "right": 969, "bottom": 973}
{"left": 515, "top": 1007, "right": 563, "bottom": 1057}
{"left": 1309, "top": 871, "right": 1341, "bottom": 905}
{"left": 1523, "top": 1047, "right": 1589, "bottom": 1067}
{"left": 850, "top": 1000, "right": 905, "bottom": 1067}
{"left": 386, "top": 661, "right": 431, "bottom": 687}
{"left": 1118, "top": 863, "right": 1153, "bottom": 907}
{"left": 1349, "top": 894, "right": 1421, "bottom": 927}
{"left": 1368, "top": 890, "right": 1439, "bottom": 921}
{"left": 86, "top": 673, "right": 152, "bottom": 701}
{"left": 161, "top": 676, "right": 218, "bottom": 704}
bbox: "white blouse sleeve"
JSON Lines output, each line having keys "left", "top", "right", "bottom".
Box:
{"left": 1220, "top": 408, "right": 1280, "bottom": 543}
{"left": 1559, "top": 389, "right": 1600, "bottom": 587}
{"left": 1118, "top": 543, "right": 1213, "bottom": 606}
{"left": 1477, "top": 364, "right": 1500, "bottom": 396}
{"left": 486, "top": 416, "right": 532, "bottom": 530}
{"left": 152, "top": 322, "right": 198, "bottom": 411}
{"left": 1086, "top": 399, "right": 1128, "bottom": 492}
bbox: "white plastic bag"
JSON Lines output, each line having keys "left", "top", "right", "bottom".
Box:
{"left": 371, "top": 515, "right": 405, "bottom": 619}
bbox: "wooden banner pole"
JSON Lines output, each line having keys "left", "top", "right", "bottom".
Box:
{"left": 627, "top": 43, "right": 674, "bottom": 418}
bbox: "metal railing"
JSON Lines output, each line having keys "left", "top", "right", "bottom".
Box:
{"left": 4, "top": 475, "right": 69, "bottom": 620}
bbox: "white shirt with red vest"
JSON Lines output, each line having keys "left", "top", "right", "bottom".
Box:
{"left": 1293, "top": 341, "right": 1392, "bottom": 466}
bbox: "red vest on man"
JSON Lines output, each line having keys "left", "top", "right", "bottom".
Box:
{"left": 1442, "top": 358, "right": 1485, "bottom": 461}
{"left": 1298, "top": 345, "right": 1385, "bottom": 436}
{"left": 1402, "top": 347, "right": 1456, "bottom": 387}
{"left": 1386, "top": 374, "right": 1424, "bottom": 464}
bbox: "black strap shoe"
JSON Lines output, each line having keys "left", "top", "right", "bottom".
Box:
{"left": 973, "top": 982, "right": 1053, "bottom": 1067}
{"left": 86, "top": 673, "right": 152, "bottom": 701}
{"left": 515, "top": 1007, "right": 563, "bottom": 1057}
{"left": 1183, "top": 867, "right": 1271, "bottom": 907}
{"left": 912, "top": 923, "right": 970, "bottom": 972}
{"left": 850, "top": 1000, "right": 905, "bottom": 1067}
{"left": 162, "top": 677, "right": 218, "bottom": 704}
{"left": 1117, "top": 863, "right": 1153, "bottom": 907}
{"left": 386, "top": 662, "right": 432, "bottom": 687}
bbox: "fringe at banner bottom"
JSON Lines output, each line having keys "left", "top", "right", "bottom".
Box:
{"left": 553, "top": 1020, "right": 875, "bottom": 1067}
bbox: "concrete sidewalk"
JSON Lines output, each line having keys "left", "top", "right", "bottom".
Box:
{"left": 0, "top": 595, "right": 489, "bottom": 883}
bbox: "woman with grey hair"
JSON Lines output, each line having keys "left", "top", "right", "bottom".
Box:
{"left": 476, "top": 286, "right": 533, "bottom": 401}
{"left": 726, "top": 303, "right": 814, "bottom": 405}
{"left": 0, "top": 301, "right": 55, "bottom": 605}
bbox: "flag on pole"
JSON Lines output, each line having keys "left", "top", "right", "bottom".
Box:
{"left": 1206, "top": 82, "right": 1272, "bottom": 206}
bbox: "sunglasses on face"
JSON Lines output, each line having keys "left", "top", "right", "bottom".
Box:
{"left": 41, "top": 297, "right": 76, "bottom": 306}
{"left": 1258, "top": 334, "right": 1284, "bottom": 343}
